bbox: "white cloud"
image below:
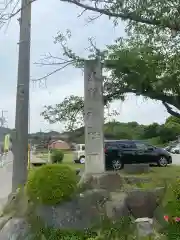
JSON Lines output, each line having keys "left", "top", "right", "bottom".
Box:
{"left": 0, "top": 0, "right": 169, "bottom": 133}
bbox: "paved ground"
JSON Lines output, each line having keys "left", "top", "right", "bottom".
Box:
{"left": 0, "top": 152, "right": 13, "bottom": 209}
{"left": 171, "top": 153, "right": 180, "bottom": 165}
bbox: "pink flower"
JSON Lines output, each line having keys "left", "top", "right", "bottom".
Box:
{"left": 175, "top": 217, "right": 180, "bottom": 222}
{"left": 164, "top": 215, "right": 169, "bottom": 222}
{"left": 163, "top": 215, "right": 180, "bottom": 223}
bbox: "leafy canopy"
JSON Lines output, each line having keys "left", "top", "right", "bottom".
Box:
{"left": 36, "top": 0, "right": 180, "bottom": 118}
{"left": 41, "top": 95, "right": 84, "bottom": 131}
{"left": 41, "top": 95, "right": 119, "bottom": 131}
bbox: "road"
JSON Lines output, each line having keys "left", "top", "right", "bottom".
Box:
{"left": 0, "top": 151, "right": 13, "bottom": 209}
{"left": 171, "top": 153, "right": 180, "bottom": 165}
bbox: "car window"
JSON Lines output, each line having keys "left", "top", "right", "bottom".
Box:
{"left": 135, "top": 142, "right": 147, "bottom": 150}
{"left": 120, "top": 142, "right": 136, "bottom": 148}
{"left": 105, "top": 143, "right": 118, "bottom": 150}
{"left": 82, "top": 145, "right": 85, "bottom": 150}
{"left": 118, "top": 143, "right": 130, "bottom": 148}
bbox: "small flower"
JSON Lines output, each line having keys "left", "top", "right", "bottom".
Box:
{"left": 164, "top": 215, "right": 169, "bottom": 222}
{"left": 175, "top": 217, "right": 180, "bottom": 222}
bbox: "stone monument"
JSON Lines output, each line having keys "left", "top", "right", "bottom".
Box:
{"left": 84, "top": 59, "right": 105, "bottom": 174}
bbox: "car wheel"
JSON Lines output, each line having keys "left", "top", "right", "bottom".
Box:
{"left": 158, "top": 156, "right": 168, "bottom": 167}
{"left": 112, "top": 159, "right": 123, "bottom": 170}
{"left": 79, "top": 156, "right": 85, "bottom": 164}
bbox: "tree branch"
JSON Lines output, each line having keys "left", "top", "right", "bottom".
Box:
{"left": 61, "top": 0, "right": 180, "bottom": 31}
{"left": 163, "top": 102, "right": 180, "bottom": 118}
{"left": 103, "top": 83, "right": 180, "bottom": 107}
{"left": 31, "top": 62, "right": 73, "bottom": 82}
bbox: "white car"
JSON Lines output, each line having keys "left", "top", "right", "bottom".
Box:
{"left": 171, "top": 145, "right": 180, "bottom": 154}
{"left": 73, "top": 144, "right": 85, "bottom": 164}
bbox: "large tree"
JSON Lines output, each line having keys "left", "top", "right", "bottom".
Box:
{"left": 34, "top": 0, "right": 180, "bottom": 117}
{"left": 104, "top": 28, "right": 180, "bottom": 117}
{"left": 60, "top": 0, "right": 180, "bottom": 32}
{"left": 41, "top": 94, "right": 119, "bottom": 131}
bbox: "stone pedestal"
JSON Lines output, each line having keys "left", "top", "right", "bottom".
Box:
{"left": 78, "top": 172, "right": 123, "bottom": 192}
{"left": 124, "top": 164, "right": 150, "bottom": 174}
{"left": 135, "top": 218, "right": 153, "bottom": 237}
{"left": 84, "top": 59, "right": 105, "bottom": 174}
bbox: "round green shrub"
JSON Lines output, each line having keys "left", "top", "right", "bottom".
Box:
{"left": 26, "top": 164, "right": 77, "bottom": 205}
{"left": 51, "top": 149, "right": 64, "bottom": 163}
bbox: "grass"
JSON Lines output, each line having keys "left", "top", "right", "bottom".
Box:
{"left": 37, "top": 151, "right": 85, "bottom": 169}
{"left": 122, "top": 165, "right": 180, "bottom": 180}
{"left": 37, "top": 150, "right": 180, "bottom": 179}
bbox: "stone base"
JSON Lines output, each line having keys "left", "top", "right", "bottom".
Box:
{"left": 126, "top": 187, "right": 165, "bottom": 218}
{"left": 78, "top": 171, "right": 123, "bottom": 192}
{"left": 124, "top": 164, "right": 150, "bottom": 174}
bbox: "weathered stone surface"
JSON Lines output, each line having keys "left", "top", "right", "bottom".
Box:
{"left": 126, "top": 187, "right": 165, "bottom": 218}
{"left": 123, "top": 176, "right": 151, "bottom": 185}
{"left": 135, "top": 218, "right": 153, "bottom": 237}
{"left": 84, "top": 59, "right": 105, "bottom": 174}
{"left": 75, "top": 168, "right": 81, "bottom": 176}
{"left": 36, "top": 189, "right": 110, "bottom": 230}
{"left": 0, "top": 185, "right": 167, "bottom": 238}
{"left": 78, "top": 172, "right": 123, "bottom": 191}
{"left": 0, "top": 215, "right": 11, "bottom": 229}
{"left": 124, "top": 164, "right": 150, "bottom": 174}
{"left": 0, "top": 218, "right": 32, "bottom": 240}
{"left": 105, "top": 193, "right": 129, "bottom": 220}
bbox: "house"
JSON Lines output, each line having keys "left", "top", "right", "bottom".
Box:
{"left": 48, "top": 140, "right": 71, "bottom": 150}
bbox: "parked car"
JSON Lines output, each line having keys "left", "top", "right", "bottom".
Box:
{"left": 73, "top": 144, "right": 85, "bottom": 164}
{"left": 164, "top": 146, "right": 172, "bottom": 152}
{"left": 171, "top": 144, "right": 180, "bottom": 154}
{"left": 74, "top": 140, "right": 172, "bottom": 170}
{"left": 105, "top": 140, "right": 172, "bottom": 170}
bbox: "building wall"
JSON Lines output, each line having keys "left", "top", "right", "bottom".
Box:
{"left": 49, "top": 140, "right": 70, "bottom": 150}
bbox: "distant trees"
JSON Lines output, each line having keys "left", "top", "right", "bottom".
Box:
{"left": 142, "top": 118, "right": 179, "bottom": 144}
{"left": 40, "top": 96, "right": 179, "bottom": 145}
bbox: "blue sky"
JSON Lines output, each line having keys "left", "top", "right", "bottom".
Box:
{"left": 0, "top": 0, "right": 169, "bottom": 133}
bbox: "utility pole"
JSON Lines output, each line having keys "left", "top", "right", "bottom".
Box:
{"left": 12, "top": 0, "right": 31, "bottom": 192}
{"left": 0, "top": 110, "right": 7, "bottom": 127}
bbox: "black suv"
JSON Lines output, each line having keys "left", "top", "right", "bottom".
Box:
{"left": 105, "top": 140, "right": 172, "bottom": 170}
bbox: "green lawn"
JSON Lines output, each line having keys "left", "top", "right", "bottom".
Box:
{"left": 37, "top": 151, "right": 84, "bottom": 169}
{"left": 36, "top": 151, "right": 180, "bottom": 179}
{"left": 121, "top": 165, "right": 180, "bottom": 180}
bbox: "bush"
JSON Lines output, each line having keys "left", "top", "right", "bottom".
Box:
{"left": 51, "top": 149, "right": 64, "bottom": 163}
{"left": 26, "top": 164, "right": 77, "bottom": 205}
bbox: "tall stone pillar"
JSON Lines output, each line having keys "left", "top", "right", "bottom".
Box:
{"left": 84, "top": 59, "right": 105, "bottom": 174}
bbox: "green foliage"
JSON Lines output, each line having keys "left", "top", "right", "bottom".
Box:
{"left": 143, "top": 123, "right": 160, "bottom": 139}
{"left": 51, "top": 149, "right": 64, "bottom": 163}
{"left": 63, "top": 0, "right": 180, "bottom": 32}
{"left": 41, "top": 95, "right": 120, "bottom": 132}
{"left": 66, "top": 119, "right": 177, "bottom": 145}
{"left": 166, "top": 116, "right": 180, "bottom": 126}
{"left": 46, "top": 26, "right": 180, "bottom": 118}
{"left": 165, "top": 116, "right": 180, "bottom": 135}
{"left": 162, "top": 179, "right": 180, "bottom": 239}
{"left": 158, "top": 125, "right": 178, "bottom": 143}
{"left": 26, "top": 164, "right": 77, "bottom": 205}
{"left": 147, "top": 137, "right": 162, "bottom": 146}
{"left": 43, "top": 228, "right": 96, "bottom": 240}
{"left": 41, "top": 95, "right": 84, "bottom": 131}
{"left": 28, "top": 217, "right": 134, "bottom": 240}
{"left": 35, "top": 0, "right": 180, "bottom": 119}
